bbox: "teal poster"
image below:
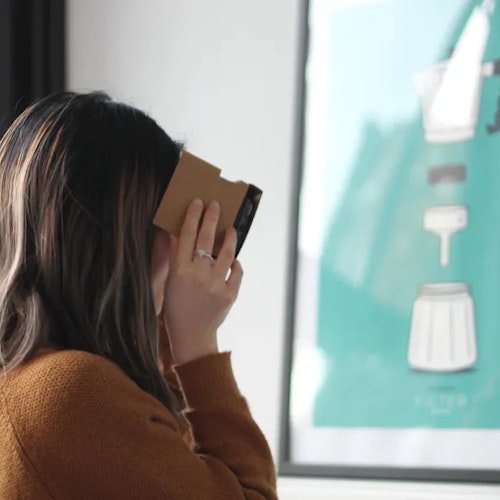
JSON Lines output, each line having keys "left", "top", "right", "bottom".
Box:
{"left": 289, "top": 0, "right": 500, "bottom": 471}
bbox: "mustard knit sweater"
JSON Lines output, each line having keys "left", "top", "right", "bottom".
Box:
{"left": 0, "top": 342, "right": 277, "bottom": 499}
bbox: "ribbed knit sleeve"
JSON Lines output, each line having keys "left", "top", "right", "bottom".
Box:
{"left": 2, "top": 349, "right": 277, "bottom": 500}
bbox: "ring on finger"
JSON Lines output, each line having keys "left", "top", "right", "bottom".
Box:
{"left": 194, "top": 249, "right": 214, "bottom": 261}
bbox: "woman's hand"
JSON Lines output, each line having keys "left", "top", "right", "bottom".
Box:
{"left": 163, "top": 199, "right": 243, "bottom": 365}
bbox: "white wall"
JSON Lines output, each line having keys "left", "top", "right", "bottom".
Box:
{"left": 67, "top": 1, "right": 500, "bottom": 498}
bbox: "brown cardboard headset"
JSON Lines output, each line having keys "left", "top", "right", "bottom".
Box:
{"left": 153, "top": 151, "right": 262, "bottom": 257}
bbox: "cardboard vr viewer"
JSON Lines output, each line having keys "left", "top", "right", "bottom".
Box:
{"left": 153, "top": 151, "right": 262, "bottom": 257}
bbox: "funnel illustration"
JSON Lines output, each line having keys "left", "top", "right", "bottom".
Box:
{"left": 424, "top": 206, "right": 468, "bottom": 267}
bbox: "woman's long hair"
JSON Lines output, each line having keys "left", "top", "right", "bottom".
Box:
{"left": 0, "top": 92, "right": 180, "bottom": 411}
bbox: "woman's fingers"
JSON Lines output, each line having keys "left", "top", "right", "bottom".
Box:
{"left": 177, "top": 199, "right": 203, "bottom": 265}
{"left": 227, "top": 259, "right": 244, "bottom": 298}
{"left": 169, "top": 234, "right": 179, "bottom": 261}
{"left": 163, "top": 204, "right": 244, "bottom": 364}
{"left": 195, "top": 200, "right": 220, "bottom": 260}
{"left": 213, "top": 227, "right": 238, "bottom": 277}
{"left": 176, "top": 199, "right": 237, "bottom": 278}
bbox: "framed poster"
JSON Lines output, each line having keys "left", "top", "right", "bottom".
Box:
{"left": 280, "top": 0, "right": 500, "bottom": 482}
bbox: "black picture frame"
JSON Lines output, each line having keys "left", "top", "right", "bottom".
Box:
{"left": 278, "top": 0, "right": 500, "bottom": 484}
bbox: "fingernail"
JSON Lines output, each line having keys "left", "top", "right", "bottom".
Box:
{"left": 210, "top": 200, "right": 220, "bottom": 211}
{"left": 192, "top": 198, "right": 203, "bottom": 209}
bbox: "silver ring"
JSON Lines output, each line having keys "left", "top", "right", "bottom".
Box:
{"left": 194, "top": 249, "right": 214, "bottom": 260}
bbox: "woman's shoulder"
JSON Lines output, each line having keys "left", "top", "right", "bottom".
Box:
{"left": 3, "top": 346, "right": 123, "bottom": 395}
{"left": 1, "top": 345, "right": 170, "bottom": 427}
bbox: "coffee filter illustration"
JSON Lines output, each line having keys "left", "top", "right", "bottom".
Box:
{"left": 424, "top": 206, "right": 468, "bottom": 267}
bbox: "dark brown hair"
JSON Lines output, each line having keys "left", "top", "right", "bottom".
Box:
{"left": 0, "top": 92, "right": 180, "bottom": 410}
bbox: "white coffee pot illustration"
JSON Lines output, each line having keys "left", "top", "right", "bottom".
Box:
{"left": 414, "top": 0, "right": 500, "bottom": 143}
{"left": 408, "top": 283, "right": 477, "bottom": 372}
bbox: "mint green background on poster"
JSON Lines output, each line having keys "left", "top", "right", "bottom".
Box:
{"left": 313, "top": 0, "right": 500, "bottom": 428}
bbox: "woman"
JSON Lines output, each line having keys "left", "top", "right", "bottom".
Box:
{"left": 0, "top": 92, "right": 277, "bottom": 499}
